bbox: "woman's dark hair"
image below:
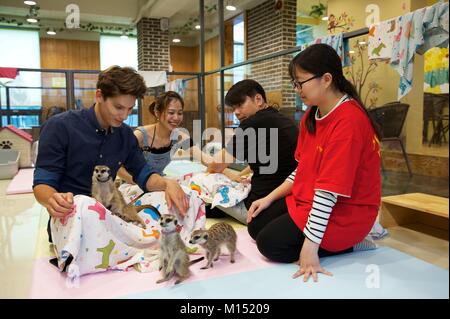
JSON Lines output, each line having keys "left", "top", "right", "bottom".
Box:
{"left": 149, "top": 91, "right": 184, "bottom": 117}
{"left": 225, "top": 79, "right": 267, "bottom": 108}
{"left": 289, "top": 44, "right": 380, "bottom": 138}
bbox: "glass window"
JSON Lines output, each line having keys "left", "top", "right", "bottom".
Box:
{"left": 0, "top": 29, "right": 41, "bottom": 127}
{"left": 100, "top": 35, "right": 138, "bottom": 71}
{"left": 233, "top": 15, "right": 245, "bottom": 64}
{"left": 229, "top": 14, "right": 245, "bottom": 126}
{"left": 99, "top": 35, "right": 139, "bottom": 126}
{"left": 0, "top": 29, "right": 40, "bottom": 69}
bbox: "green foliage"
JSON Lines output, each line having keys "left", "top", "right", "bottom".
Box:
{"left": 309, "top": 3, "right": 327, "bottom": 19}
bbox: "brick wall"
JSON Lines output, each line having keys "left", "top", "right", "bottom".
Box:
{"left": 247, "top": 0, "right": 297, "bottom": 108}
{"left": 137, "top": 18, "right": 170, "bottom": 71}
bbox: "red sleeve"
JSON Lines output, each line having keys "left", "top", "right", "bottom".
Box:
{"left": 314, "top": 119, "right": 363, "bottom": 197}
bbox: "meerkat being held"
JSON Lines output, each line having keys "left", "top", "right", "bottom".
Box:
{"left": 189, "top": 222, "right": 237, "bottom": 269}
{"left": 91, "top": 165, "right": 157, "bottom": 228}
{"left": 157, "top": 214, "right": 203, "bottom": 285}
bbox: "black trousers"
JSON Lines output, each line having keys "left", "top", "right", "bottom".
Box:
{"left": 247, "top": 198, "right": 353, "bottom": 263}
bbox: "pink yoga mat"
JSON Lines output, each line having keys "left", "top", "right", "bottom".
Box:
{"left": 29, "top": 230, "right": 275, "bottom": 299}
{"left": 6, "top": 168, "right": 34, "bottom": 195}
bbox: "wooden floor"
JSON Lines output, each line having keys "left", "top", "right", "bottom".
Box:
{"left": 377, "top": 224, "right": 448, "bottom": 269}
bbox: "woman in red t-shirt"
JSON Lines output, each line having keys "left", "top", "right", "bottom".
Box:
{"left": 247, "top": 44, "right": 381, "bottom": 283}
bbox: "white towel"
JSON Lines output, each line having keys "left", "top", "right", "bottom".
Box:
{"left": 365, "top": 2, "right": 449, "bottom": 99}
{"left": 368, "top": 17, "right": 399, "bottom": 60}
{"left": 129, "top": 185, "right": 207, "bottom": 251}
{"left": 51, "top": 195, "right": 159, "bottom": 279}
{"left": 188, "top": 172, "right": 251, "bottom": 209}
{"left": 51, "top": 185, "right": 206, "bottom": 279}
{"left": 300, "top": 33, "right": 350, "bottom": 67}
{"left": 138, "top": 71, "right": 167, "bottom": 87}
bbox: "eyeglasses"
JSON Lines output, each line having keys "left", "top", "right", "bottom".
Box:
{"left": 291, "top": 75, "right": 322, "bottom": 90}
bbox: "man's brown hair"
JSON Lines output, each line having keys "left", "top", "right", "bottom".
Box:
{"left": 97, "top": 65, "right": 147, "bottom": 99}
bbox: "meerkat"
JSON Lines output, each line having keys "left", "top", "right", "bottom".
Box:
{"left": 189, "top": 222, "right": 237, "bottom": 269}
{"left": 157, "top": 214, "right": 204, "bottom": 285}
{"left": 91, "top": 165, "right": 158, "bottom": 228}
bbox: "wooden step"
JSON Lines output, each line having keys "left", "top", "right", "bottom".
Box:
{"left": 380, "top": 193, "right": 449, "bottom": 234}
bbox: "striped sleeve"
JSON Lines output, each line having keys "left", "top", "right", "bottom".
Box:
{"left": 303, "top": 190, "right": 338, "bottom": 245}
{"left": 285, "top": 168, "right": 297, "bottom": 183}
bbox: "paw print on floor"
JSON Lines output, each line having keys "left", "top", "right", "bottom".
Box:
{"left": 0, "top": 140, "right": 13, "bottom": 149}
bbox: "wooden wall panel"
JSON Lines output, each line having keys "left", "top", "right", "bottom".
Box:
{"left": 224, "top": 19, "right": 234, "bottom": 67}
{"left": 40, "top": 38, "right": 100, "bottom": 70}
{"left": 39, "top": 38, "right": 100, "bottom": 112}
{"left": 204, "top": 36, "right": 220, "bottom": 129}
{"left": 170, "top": 46, "right": 198, "bottom": 72}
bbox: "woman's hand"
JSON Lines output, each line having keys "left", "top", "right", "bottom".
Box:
{"left": 207, "top": 162, "right": 225, "bottom": 174}
{"left": 222, "top": 170, "right": 251, "bottom": 184}
{"left": 292, "top": 238, "right": 333, "bottom": 282}
{"left": 222, "top": 170, "right": 241, "bottom": 182}
{"left": 238, "top": 174, "right": 252, "bottom": 185}
{"left": 247, "top": 196, "right": 272, "bottom": 223}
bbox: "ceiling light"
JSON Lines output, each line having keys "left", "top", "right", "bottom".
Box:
{"left": 26, "top": 17, "right": 38, "bottom": 23}
{"left": 24, "top": 1, "right": 37, "bottom": 5}
{"left": 358, "top": 41, "right": 366, "bottom": 45}
{"left": 226, "top": 1, "right": 236, "bottom": 11}
{"left": 322, "top": 16, "right": 329, "bottom": 21}
{"left": 120, "top": 31, "right": 128, "bottom": 39}
{"left": 172, "top": 38, "right": 181, "bottom": 43}
{"left": 46, "top": 28, "right": 56, "bottom": 35}
{"left": 349, "top": 50, "right": 355, "bottom": 54}
{"left": 195, "top": 25, "right": 201, "bottom": 30}
{"left": 26, "top": 5, "right": 39, "bottom": 23}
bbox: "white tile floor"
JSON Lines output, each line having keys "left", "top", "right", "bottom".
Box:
{"left": 0, "top": 178, "right": 448, "bottom": 298}
{"left": 0, "top": 179, "right": 40, "bottom": 298}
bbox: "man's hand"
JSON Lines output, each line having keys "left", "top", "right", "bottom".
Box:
{"left": 292, "top": 239, "right": 333, "bottom": 283}
{"left": 164, "top": 179, "right": 189, "bottom": 217}
{"left": 46, "top": 192, "right": 74, "bottom": 218}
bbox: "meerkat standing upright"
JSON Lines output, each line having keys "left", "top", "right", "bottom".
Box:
{"left": 157, "top": 214, "right": 203, "bottom": 285}
{"left": 91, "top": 165, "right": 158, "bottom": 228}
{"left": 189, "top": 222, "right": 237, "bottom": 269}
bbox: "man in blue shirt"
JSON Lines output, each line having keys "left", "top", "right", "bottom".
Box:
{"left": 33, "top": 66, "right": 188, "bottom": 233}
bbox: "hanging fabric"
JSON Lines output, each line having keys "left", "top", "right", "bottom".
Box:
{"left": 299, "top": 33, "right": 351, "bottom": 67}
{"left": 368, "top": 2, "right": 449, "bottom": 99}
{"left": 137, "top": 70, "right": 167, "bottom": 87}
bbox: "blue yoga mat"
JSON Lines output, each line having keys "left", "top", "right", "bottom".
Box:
{"left": 122, "top": 247, "right": 449, "bottom": 299}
